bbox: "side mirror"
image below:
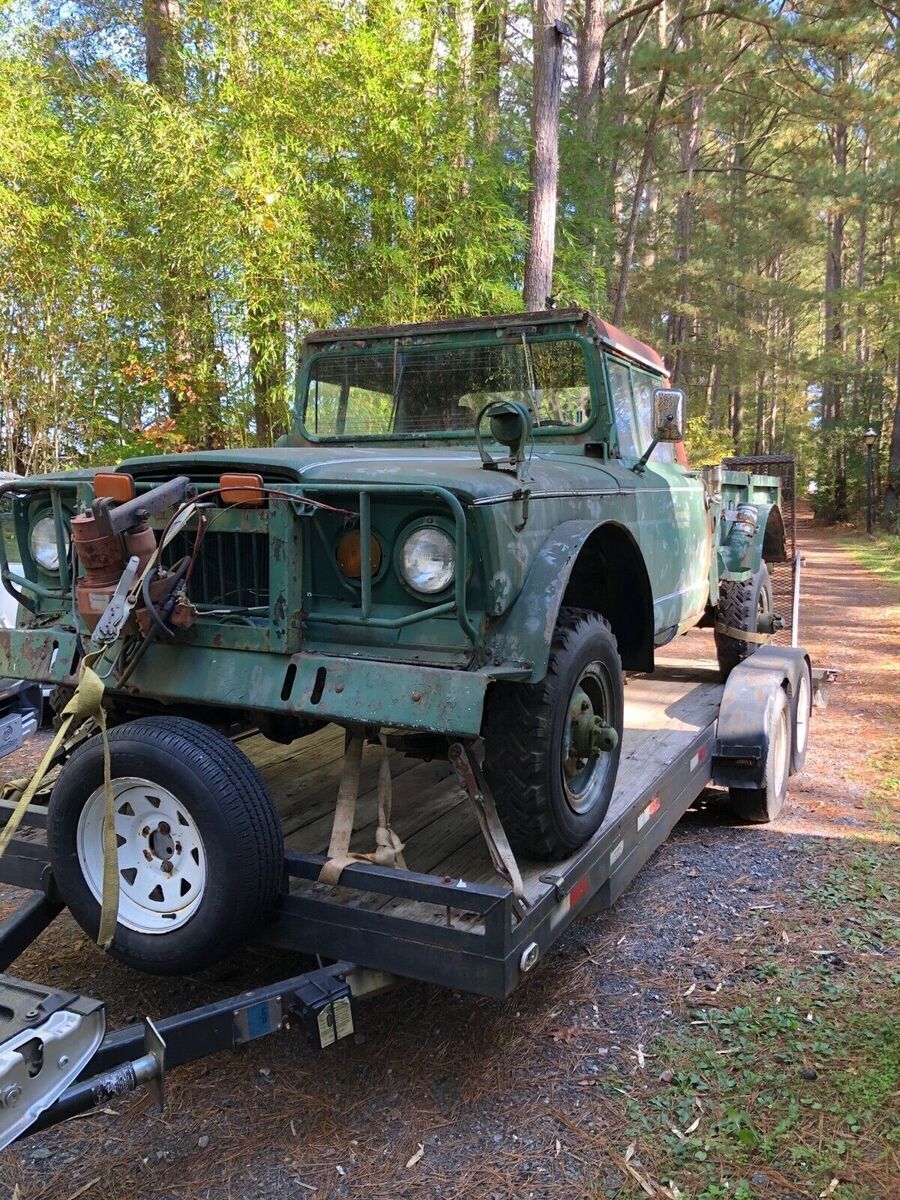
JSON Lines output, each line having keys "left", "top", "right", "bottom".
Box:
{"left": 652, "top": 388, "right": 685, "bottom": 441}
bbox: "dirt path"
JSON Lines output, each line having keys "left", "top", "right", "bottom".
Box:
{"left": 0, "top": 517, "right": 896, "bottom": 1200}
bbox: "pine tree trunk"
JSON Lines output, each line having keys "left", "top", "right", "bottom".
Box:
{"left": 577, "top": 0, "right": 606, "bottom": 133}
{"left": 474, "top": 1, "right": 504, "bottom": 149}
{"left": 730, "top": 384, "right": 743, "bottom": 447}
{"left": 249, "top": 308, "right": 286, "bottom": 447}
{"left": 612, "top": 1, "right": 685, "bottom": 326}
{"left": 886, "top": 351, "right": 900, "bottom": 525}
{"left": 144, "top": 0, "right": 183, "bottom": 88}
{"left": 523, "top": 0, "right": 566, "bottom": 311}
{"left": 668, "top": 72, "right": 704, "bottom": 383}
{"left": 144, "top": 0, "right": 218, "bottom": 439}
{"left": 822, "top": 60, "right": 848, "bottom": 519}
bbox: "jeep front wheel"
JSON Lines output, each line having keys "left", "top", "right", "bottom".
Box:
{"left": 48, "top": 716, "right": 283, "bottom": 975}
{"left": 482, "top": 608, "right": 624, "bottom": 861}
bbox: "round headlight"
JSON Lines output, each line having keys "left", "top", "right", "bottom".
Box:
{"left": 30, "top": 516, "right": 67, "bottom": 572}
{"left": 399, "top": 527, "right": 455, "bottom": 595}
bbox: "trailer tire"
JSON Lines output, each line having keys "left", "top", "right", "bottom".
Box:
{"left": 48, "top": 716, "right": 283, "bottom": 975}
{"left": 715, "top": 563, "right": 773, "bottom": 681}
{"left": 482, "top": 608, "right": 624, "bottom": 861}
{"left": 728, "top": 685, "right": 791, "bottom": 823}
{"left": 789, "top": 661, "right": 812, "bottom": 775}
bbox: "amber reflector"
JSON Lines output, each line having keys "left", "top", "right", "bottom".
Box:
{"left": 219, "top": 472, "right": 265, "bottom": 506}
{"left": 93, "top": 472, "right": 134, "bottom": 502}
{"left": 336, "top": 529, "right": 382, "bottom": 579}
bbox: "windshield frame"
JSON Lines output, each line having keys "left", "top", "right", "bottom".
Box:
{"left": 295, "top": 331, "right": 603, "bottom": 444}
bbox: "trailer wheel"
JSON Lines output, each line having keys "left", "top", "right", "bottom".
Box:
{"left": 482, "top": 608, "right": 624, "bottom": 860}
{"left": 48, "top": 716, "right": 283, "bottom": 975}
{"left": 789, "top": 661, "right": 812, "bottom": 775}
{"left": 729, "top": 685, "right": 791, "bottom": 823}
{"left": 715, "top": 563, "right": 773, "bottom": 681}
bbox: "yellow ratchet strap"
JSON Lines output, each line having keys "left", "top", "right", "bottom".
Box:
{"left": 0, "top": 649, "right": 119, "bottom": 950}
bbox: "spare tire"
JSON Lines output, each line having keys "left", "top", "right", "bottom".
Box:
{"left": 48, "top": 716, "right": 282, "bottom": 975}
{"left": 715, "top": 563, "right": 773, "bottom": 681}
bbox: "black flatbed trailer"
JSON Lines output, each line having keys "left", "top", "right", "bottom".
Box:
{"left": 0, "top": 646, "right": 823, "bottom": 1151}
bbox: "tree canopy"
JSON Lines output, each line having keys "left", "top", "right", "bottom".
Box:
{"left": 0, "top": 0, "right": 896, "bottom": 521}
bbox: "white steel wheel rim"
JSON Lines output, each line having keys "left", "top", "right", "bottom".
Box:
{"left": 76, "top": 776, "right": 207, "bottom": 935}
{"left": 795, "top": 673, "right": 810, "bottom": 756}
{"left": 771, "top": 704, "right": 790, "bottom": 800}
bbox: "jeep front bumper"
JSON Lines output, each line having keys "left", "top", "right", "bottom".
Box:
{"left": 0, "top": 628, "right": 489, "bottom": 737}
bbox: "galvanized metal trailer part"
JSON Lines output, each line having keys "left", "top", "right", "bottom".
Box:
{"left": 0, "top": 647, "right": 821, "bottom": 1150}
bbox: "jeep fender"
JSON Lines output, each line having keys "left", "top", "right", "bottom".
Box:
{"left": 486, "top": 519, "right": 655, "bottom": 682}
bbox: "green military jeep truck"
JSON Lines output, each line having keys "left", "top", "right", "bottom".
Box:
{"left": 0, "top": 308, "right": 785, "bottom": 973}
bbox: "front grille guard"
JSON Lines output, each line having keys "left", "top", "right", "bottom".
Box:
{"left": 0, "top": 478, "right": 482, "bottom": 652}
{"left": 296, "top": 481, "right": 480, "bottom": 649}
{"left": 0, "top": 481, "right": 72, "bottom": 614}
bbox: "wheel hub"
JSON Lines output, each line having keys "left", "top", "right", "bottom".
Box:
{"left": 76, "top": 777, "right": 207, "bottom": 935}
{"left": 571, "top": 697, "right": 619, "bottom": 759}
{"left": 561, "top": 674, "right": 619, "bottom": 814}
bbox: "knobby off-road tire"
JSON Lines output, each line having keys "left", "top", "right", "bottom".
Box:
{"left": 714, "top": 562, "right": 773, "bottom": 682}
{"left": 482, "top": 608, "right": 624, "bottom": 861}
{"left": 729, "top": 684, "right": 791, "bottom": 823}
{"left": 48, "top": 716, "right": 283, "bottom": 976}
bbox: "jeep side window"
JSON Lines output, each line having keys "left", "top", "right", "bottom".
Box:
{"left": 606, "top": 361, "right": 638, "bottom": 459}
{"left": 631, "top": 369, "right": 675, "bottom": 462}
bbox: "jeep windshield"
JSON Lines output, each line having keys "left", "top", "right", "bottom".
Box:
{"left": 301, "top": 336, "right": 592, "bottom": 439}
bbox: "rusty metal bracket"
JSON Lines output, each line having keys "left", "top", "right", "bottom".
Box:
{"left": 448, "top": 741, "right": 527, "bottom": 914}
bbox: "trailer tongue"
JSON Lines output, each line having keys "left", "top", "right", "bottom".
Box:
{"left": 0, "top": 646, "right": 822, "bottom": 1152}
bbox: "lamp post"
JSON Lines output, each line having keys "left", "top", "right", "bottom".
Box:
{"left": 864, "top": 428, "right": 877, "bottom": 535}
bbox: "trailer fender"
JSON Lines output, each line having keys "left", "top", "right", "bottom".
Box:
{"left": 732, "top": 645, "right": 812, "bottom": 775}
{"left": 712, "top": 649, "right": 797, "bottom": 789}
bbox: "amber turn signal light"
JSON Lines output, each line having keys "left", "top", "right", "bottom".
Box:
{"left": 336, "top": 528, "right": 383, "bottom": 579}
{"left": 93, "top": 472, "right": 135, "bottom": 503}
{"left": 219, "top": 473, "right": 265, "bottom": 506}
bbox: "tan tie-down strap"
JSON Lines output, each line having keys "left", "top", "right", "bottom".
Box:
{"left": 0, "top": 651, "right": 119, "bottom": 949}
{"left": 448, "top": 742, "right": 525, "bottom": 901}
{"left": 714, "top": 623, "right": 774, "bottom": 645}
{"left": 318, "top": 733, "right": 407, "bottom": 886}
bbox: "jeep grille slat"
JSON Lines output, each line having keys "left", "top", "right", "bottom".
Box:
{"left": 162, "top": 530, "right": 269, "bottom": 611}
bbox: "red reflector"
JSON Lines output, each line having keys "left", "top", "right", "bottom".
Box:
{"left": 697, "top": 745, "right": 708, "bottom": 763}
{"left": 93, "top": 472, "right": 134, "bottom": 502}
{"left": 219, "top": 473, "right": 265, "bottom": 507}
{"left": 648, "top": 796, "right": 660, "bottom": 816}
{"left": 568, "top": 875, "right": 591, "bottom": 909}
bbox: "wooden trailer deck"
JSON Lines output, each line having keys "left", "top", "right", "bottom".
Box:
{"left": 247, "top": 661, "right": 724, "bottom": 928}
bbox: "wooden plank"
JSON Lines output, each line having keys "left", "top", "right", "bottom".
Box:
{"left": 284, "top": 758, "right": 456, "bottom": 852}
{"left": 276, "top": 752, "right": 423, "bottom": 835}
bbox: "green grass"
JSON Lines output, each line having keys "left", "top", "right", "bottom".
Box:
{"left": 840, "top": 530, "right": 900, "bottom": 589}
{"left": 602, "top": 840, "right": 900, "bottom": 1199}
